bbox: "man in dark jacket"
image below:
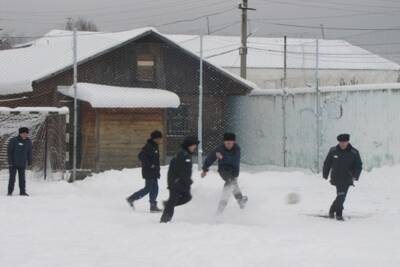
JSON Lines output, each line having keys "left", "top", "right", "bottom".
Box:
{"left": 126, "top": 130, "right": 163, "bottom": 212}
{"left": 7, "top": 127, "right": 32, "bottom": 196}
{"left": 201, "top": 133, "right": 248, "bottom": 214}
{"left": 160, "top": 136, "right": 199, "bottom": 223}
{"left": 323, "top": 134, "right": 362, "bottom": 221}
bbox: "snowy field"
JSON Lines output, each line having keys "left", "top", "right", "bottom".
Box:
{"left": 1, "top": 165, "right": 400, "bottom": 267}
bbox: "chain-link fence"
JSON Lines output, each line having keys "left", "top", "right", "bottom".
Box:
{"left": 1, "top": 28, "right": 400, "bottom": 179}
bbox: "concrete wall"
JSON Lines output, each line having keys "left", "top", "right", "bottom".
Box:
{"left": 225, "top": 67, "right": 399, "bottom": 89}
{"left": 228, "top": 85, "right": 400, "bottom": 171}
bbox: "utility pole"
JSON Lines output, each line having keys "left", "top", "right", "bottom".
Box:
{"left": 206, "top": 16, "right": 211, "bottom": 35}
{"left": 320, "top": 24, "right": 325, "bottom": 39}
{"left": 238, "top": 0, "right": 255, "bottom": 79}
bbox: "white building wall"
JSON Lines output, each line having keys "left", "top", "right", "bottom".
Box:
{"left": 228, "top": 85, "right": 400, "bottom": 171}
{"left": 225, "top": 67, "right": 399, "bottom": 89}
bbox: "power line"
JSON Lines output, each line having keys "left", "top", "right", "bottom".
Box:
{"left": 255, "top": 21, "right": 400, "bottom": 31}
{"left": 256, "top": 0, "right": 375, "bottom": 13}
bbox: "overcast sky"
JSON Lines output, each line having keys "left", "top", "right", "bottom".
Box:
{"left": 1, "top": 0, "right": 400, "bottom": 62}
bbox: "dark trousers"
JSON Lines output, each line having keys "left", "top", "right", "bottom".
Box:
{"left": 8, "top": 166, "right": 26, "bottom": 195}
{"left": 160, "top": 190, "right": 192, "bottom": 223}
{"left": 330, "top": 184, "right": 350, "bottom": 217}
{"left": 127, "top": 178, "right": 159, "bottom": 205}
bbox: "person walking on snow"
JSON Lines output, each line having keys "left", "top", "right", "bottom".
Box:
{"left": 323, "top": 134, "right": 362, "bottom": 221}
{"left": 126, "top": 130, "right": 163, "bottom": 213}
{"left": 201, "top": 133, "right": 248, "bottom": 214}
{"left": 7, "top": 127, "right": 32, "bottom": 196}
{"left": 160, "top": 136, "right": 199, "bottom": 223}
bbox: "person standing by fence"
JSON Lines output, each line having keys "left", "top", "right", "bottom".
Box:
{"left": 7, "top": 127, "right": 32, "bottom": 196}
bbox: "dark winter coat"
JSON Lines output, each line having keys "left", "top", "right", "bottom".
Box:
{"left": 202, "top": 144, "right": 241, "bottom": 179}
{"left": 323, "top": 144, "right": 362, "bottom": 186}
{"left": 138, "top": 139, "right": 161, "bottom": 179}
{"left": 7, "top": 136, "right": 32, "bottom": 168}
{"left": 167, "top": 148, "right": 193, "bottom": 192}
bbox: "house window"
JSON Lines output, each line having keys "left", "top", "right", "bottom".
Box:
{"left": 136, "top": 55, "right": 155, "bottom": 82}
{"left": 167, "top": 104, "right": 190, "bottom": 136}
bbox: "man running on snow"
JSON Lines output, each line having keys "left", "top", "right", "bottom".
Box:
{"left": 323, "top": 133, "right": 362, "bottom": 221}
{"left": 160, "top": 136, "right": 199, "bottom": 223}
{"left": 201, "top": 133, "right": 248, "bottom": 214}
{"left": 126, "top": 130, "right": 163, "bottom": 213}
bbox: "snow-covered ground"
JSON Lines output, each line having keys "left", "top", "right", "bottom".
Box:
{"left": 1, "top": 165, "right": 400, "bottom": 267}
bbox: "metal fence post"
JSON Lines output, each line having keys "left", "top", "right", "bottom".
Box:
{"left": 315, "top": 39, "right": 321, "bottom": 172}
{"left": 72, "top": 27, "right": 78, "bottom": 181}
{"left": 197, "top": 34, "right": 204, "bottom": 170}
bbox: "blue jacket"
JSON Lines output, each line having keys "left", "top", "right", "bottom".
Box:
{"left": 202, "top": 144, "right": 241, "bottom": 178}
{"left": 7, "top": 136, "right": 32, "bottom": 168}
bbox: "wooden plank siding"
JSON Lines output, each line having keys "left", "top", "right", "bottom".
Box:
{"left": 79, "top": 104, "right": 166, "bottom": 171}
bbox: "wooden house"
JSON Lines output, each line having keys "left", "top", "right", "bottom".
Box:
{"left": 0, "top": 28, "right": 256, "bottom": 171}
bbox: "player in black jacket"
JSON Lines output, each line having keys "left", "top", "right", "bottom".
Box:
{"left": 7, "top": 127, "right": 32, "bottom": 196}
{"left": 323, "top": 134, "right": 363, "bottom": 221}
{"left": 160, "top": 136, "right": 199, "bottom": 223}
{"left": 126, "top": 130, "right": 163, "bottom": 212}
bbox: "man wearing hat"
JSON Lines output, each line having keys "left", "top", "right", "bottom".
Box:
{"left": 7, "top": 127, "right": 32, "bottom": 196}
{"left": 160, "top": 136, "right": 199, "bottom": 223}
{"left": 126, "top": 130, "right": 163, "bottom": 212}
{"left": 201, "top": 132, "right": 248, "bottom": 214}
{"left": 323, "top": 134, "right": 363, "bottom": 221}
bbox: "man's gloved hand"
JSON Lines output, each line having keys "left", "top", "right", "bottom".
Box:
{"left": 201, "top": 171, "right": 207, "bottom": 178}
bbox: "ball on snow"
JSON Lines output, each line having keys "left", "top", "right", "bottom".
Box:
{"left": 285, "top": 192, "right": 301, "bottom": 205}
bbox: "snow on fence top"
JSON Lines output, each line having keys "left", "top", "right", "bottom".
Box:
{"left": 166, "top": 34, "right": 400, "bottom": 71}
{"left": 0, "top": 106, "right": 69, "bottom": 114}
{"left": 249, "top": 82, "right": 400, "bottom": 96}
{"left": 58, "top": 83, "right": 180, "bottom": 108}
{"left": 0, "top": 27, "right": 257, "bottom": 96}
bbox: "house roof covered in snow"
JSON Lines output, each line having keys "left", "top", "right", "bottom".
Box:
{"left": 58, "top": 83, "right": 180, "bottom": 108}
{"left": 0, "top": 28, "right": 257, "bottom": 96}
{"left": 166, "top": 34, "right": 400, "bottom": 71}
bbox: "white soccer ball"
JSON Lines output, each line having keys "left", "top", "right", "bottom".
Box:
{"left": 286, "top": 192, "right": 301, "bottom": 205}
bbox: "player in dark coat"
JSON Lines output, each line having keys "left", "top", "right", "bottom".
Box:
{"left": 323, "top": 134, "right": 363, "bottom": 221}
{"left": 7, "top": 127, "right": 32, "bottom": 196}
{"left": 160, "top": 136, "right": 199, "bottom": 223}
{"left": 201, "top": 133, "right": 248, "bottom": 214}
{"left": 126, "top": 130, "right": 163, "bottom": 212}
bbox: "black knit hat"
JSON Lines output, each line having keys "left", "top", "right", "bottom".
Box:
{"left": 150, "top": 130, "right": 163, "bottom": 139}
{"left": 337, "top": 134, "right": 350, "bottom": 142}
{"left": 223, "top": 132, "right": 236, "bottom": 141}
{"left": 182, "top": 136, "right": 200, "bottom": 149}
{"left": 19, "top": 127, "right": 29, "bottom": 134}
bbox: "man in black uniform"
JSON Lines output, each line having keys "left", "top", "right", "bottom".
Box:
{"left": 160, "top": 136, "right": 199, "bottom": 223}
{"left": 7, "top": 127, "right": 32, "bottom": 196}
{"left": 201, "top": 133, "right": 247, "bottom": 214}
{"left": 323, "top": 134, "right": 362, "bottom": 221}
{"left": 126, "top": 130, "right": 163, "bottom": 212}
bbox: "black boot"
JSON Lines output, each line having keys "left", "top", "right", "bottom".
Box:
{"left": 126, "top": 198, "right": 135, "bottom": 209}
{"left": 150, "top": 203, "right": 162, "bottom": 213}
{"left": 20, "top": 192, "right": 29, "bottom": 196}
{"left": 329, "top": 206, "right": 335, "bottom": 219}
{"left": 336, "top": 209, "right": 344, "bottom": 221}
